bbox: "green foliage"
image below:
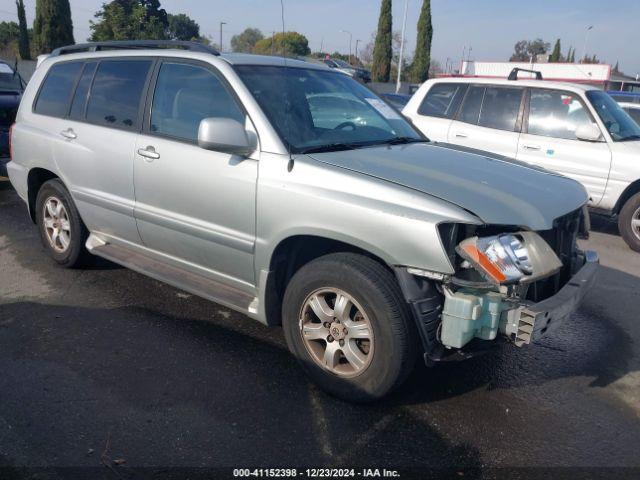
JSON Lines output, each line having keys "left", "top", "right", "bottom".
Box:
{"left": 253, "top": 31, "right": 310, "bottom": 57}
{"left": 231, "top": 28, "right": 264, "bottom": 53}
{"left": 0, "top": 21, "right": 19, "bottom": 48}
{"left": 411, "top": 0, "right": 433, "bottom": 83}
{"left": 16, "top": 0, "right": 31, "bottom": 59}
{"left": 371, "top": 0, "right": 392, "bottom": 82}
{"left": 509, "top": 38, "right": 549, "bottom": 62}
{"left": 167, "top": 13, "right": 199, "bottom": 41}
{"left": 33, "top": 0, "right": 74, "bottom": 54}
{"left": 549, "top": 38, "right": 561, "bottom": 62}
{"left": 90, "top": 0, "right": 169, "bottom": 41}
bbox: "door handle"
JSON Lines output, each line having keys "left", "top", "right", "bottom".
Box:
{"left": 60, "top": 128, "right": 77, "bottom": 140}
{"left": 522, "top": 144, "right": 541, "bottom": 151}
{"left": 137, "top": 146, "right": 160, "bottom": 161}
{"left": 454, "top": 132, "right": 468, "bottom": 139}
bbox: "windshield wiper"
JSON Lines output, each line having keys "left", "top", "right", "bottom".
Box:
{"left": 382, "top": 137, "right": 429, "bottom": 145}
{"left": 299, "top": 143, "right": 365, "bottom": 154}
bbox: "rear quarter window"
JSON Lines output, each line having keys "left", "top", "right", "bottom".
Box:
{"left": 418, "top": 83, "right": 467, "bottom": 118}
{"left": 34, "top": 61, "right": 84, "bottom": 118}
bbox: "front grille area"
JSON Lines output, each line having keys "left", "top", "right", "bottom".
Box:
{"left": 526, "top": 208, "right": 583, "bottom": 303}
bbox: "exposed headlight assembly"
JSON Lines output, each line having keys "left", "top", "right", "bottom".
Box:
{"left": 457, "top": 232, "right": 562, "bottom": 285}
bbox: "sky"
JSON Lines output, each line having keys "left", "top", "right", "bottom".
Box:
{"left": 1, "top": 0, "right": 638, "bottom": 77}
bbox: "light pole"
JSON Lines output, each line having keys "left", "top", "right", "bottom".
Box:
{"left": 582, "top": 25, "right": 594, "bottom": 62}
{"left": 396, "top": 0, "right": 409, "bottom": 93}
{"left": 341, "top": 29, "right": 352, "bottom": 64}
{"left": 355, "top": 39, "right": 361, "bottom": 63}
{"left": 219, "top": 21, "right": 227, "bottom": 52}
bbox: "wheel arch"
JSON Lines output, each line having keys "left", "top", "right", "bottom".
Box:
{"left": 27, "top": 167, "right": 59, "bottom": 223}
{"left": 614, "top": 179, "right": 640, "bottom": 215}
{"left": 262, "top": 234, "right": 394, "bottom": 326}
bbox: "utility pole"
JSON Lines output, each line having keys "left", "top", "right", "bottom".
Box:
{"left": 582, "top": 25, "right": 593, "bottom": 62}
{"left": 272, "top": 31, "right": 276, "bottom": 55}
{"left": 341, "top": 29, "right": 352, "bottom": 64}
{"left": 355, "top": 39, "right": 361, "bottom": 63}
{"left": 219, "top": 22, "right": 227, "bottom": 52}
{"left": 396, "top": 0, "right": 409, "bottom": 93}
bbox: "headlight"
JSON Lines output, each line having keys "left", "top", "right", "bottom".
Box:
{"left": 456, "top": 232, "right": 562, "bottom": 285}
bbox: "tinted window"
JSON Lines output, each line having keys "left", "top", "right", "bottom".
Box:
{"left": 34, "top": 61, "right": 83, "bottom": 117}
{"left": 150, "top": 62, "right": 244, "bottom": 142}
{"left": 528, "top": 89, "right": 593, "bottom": 140}
{"left": 624, "top": 107, "right": 640, "bottom": 125}
{"left": 587, "top": 90, "right": 640, "bottom": 141}
{"left": 418, "top": 83, "right": 467, "bottom": 118}
{"left": 478, "top": 87, "right": 523, "bottom": 131}
{"left": 86, "top": 60, "right": 151, "bottom": 129}
{"left": 69, "top": 62, "right": 97, "bottom": 120}
{"left": 458, "top": 86, "right": 484, "bottom": 125}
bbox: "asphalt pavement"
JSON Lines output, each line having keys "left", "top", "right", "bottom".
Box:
{"left": 1, "top": 176, "right": 640, "bottom": 479}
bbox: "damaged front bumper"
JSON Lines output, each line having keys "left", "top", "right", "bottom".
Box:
{"left": 438, "top": 250, "right": 598, "bottom": 353}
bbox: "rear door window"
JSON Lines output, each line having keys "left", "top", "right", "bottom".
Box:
{"left": 69, "top": 62, "right": 97, "bottom": 120}
{"left": 34, "top": 61, "right": 84, "bottom": 118}
{"left": 86, "top": 59, "right": 152, "bottom": 130}
{"left": 458, "top": 85, "right": 484, "bottom": 125}
{"left": 478, "top": 86, "right": 523, "bottom": 131}
{"left": 418, "top": 83, "right": 467, "bottom": 118}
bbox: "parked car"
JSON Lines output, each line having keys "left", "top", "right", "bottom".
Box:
{"left": 607, "top": 90, "right": 640, "bottom": 105}
{"left": 380, "top": 92, "right": 411, "bottom": 110}
{"left": 404, "top": 75, "right": 640, "bottom": 251}
{"left": 323, "top": 58, "right": 371, "bottom": 83}
{"left": 619, "top": 102, "right": 640, "bottom": 126}
{"left": 0, "top": 61, "right": 24, "bottom": 176}
{"left": 8, "top": 41, "right": 597, "bottom": 401}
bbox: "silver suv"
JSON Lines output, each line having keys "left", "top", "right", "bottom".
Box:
{"left": 7, "top": 41, "right": 598, "bottom": 401}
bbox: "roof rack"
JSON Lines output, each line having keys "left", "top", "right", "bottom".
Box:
{"left": 508, "top": 67, "right": 543, "bottom": 81}
{"left": 50, "top": 40, "right": 220, "bottom": 57}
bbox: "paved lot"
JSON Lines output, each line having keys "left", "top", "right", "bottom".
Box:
{"left": 1, "top": 176, "right": 640, "bottom": 477}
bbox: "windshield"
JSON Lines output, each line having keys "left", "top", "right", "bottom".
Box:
{"left": 586, "top": 90, "right": 640, "bottom": 141}
{"left": 235, "top": 65, "right": 423, "bottom": 153}
{"left": 333, "top": 59, "right": 351, "bottom": 68}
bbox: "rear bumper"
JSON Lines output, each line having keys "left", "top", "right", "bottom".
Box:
{"left": 514, "top": 250, "right": 599, "bottom": 344}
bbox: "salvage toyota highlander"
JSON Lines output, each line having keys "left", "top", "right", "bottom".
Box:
{"left": 6, "top": 41, "right": 598, "bottom": 402}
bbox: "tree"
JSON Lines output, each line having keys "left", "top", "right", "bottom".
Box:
{"left": 16, "top": 0, "right": 30, "bottom": 59}
{"left": 167, "top": 13, "right": 199, "bottom": 41}
{"left": 33, "top": 0, "right": 74, "bottom": 54}
{"left": 411, "top": 0, "right": 433, "bottom": 83}
{"left": 371, "top": 0, "right": 392, "bottom": 82}
{"left": 231, "top": 28, "right": 264, "bottom": 53}
{"left": 509, "top": 38, "right": 549, "bottom": 62}
{"left": 549, "top": 38, "right": 561, "bottom": 62}
{"left": 90, "top": 0, "right": 168, "bottom": 41}
{"left": 253, "top": 31, "right": 310, "bottom": 57}
{"left": 0, "top": 21, "right": 19, "bottom": 49}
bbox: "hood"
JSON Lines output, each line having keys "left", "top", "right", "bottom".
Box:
{"left": 307, "top": 142, "right": 588, "bottom": 231}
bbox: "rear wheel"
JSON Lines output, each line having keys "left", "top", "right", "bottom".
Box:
{"left": 35, "top": 179, "right": 91, "bottom": 268}
{"left": 282, "top": 253, "right": 418, "bottom": 402}
{"left": 619, "top": 192, "right": 640, "bottom": 252}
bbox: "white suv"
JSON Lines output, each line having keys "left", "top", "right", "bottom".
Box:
{"left": 404, "top": 77, "right": 640, "bottom": 251}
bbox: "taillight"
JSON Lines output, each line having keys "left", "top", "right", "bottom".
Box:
{"left": 9, "top": 123, "right": 14, "bottom": 160}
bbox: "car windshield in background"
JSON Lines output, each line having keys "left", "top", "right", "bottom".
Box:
{"left": 235, "top": 65, "right": 423, "bottom": 153}
{"left": 587, "top": 90, "right": 640, "bottom": 141}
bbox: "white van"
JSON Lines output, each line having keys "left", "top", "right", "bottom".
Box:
{"left": 403, "top": 75, "right": 640, "bottom": 251}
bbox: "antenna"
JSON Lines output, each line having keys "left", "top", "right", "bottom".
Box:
{"left": 279, "top": 0, "right": 294, "bottom": 170}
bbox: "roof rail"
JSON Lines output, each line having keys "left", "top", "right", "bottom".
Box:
{"left": 50, "top": 40, "right": 220, "bottom": 57}
{"left": 508, "top": 67, "right": 543, "bottom": 81}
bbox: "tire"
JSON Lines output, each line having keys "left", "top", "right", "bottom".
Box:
{"left": 619, "top": 192, "right": 640, "bottom": 252}
{"left": 35, "top": 178, "right": 91, "bottom": 268}
{"left": 282, "top": 252, "right": 418, "bottom": 402}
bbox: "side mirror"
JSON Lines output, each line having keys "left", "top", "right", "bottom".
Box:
{"left": 198, "top": 117, "right": 256, "bottom": 156}
{"left": 575, "top": 123, "right": 603, "bottom": 142}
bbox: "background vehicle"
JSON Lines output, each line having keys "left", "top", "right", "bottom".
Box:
{"left": 0, "top": 61, "right": 25, "bottom": 176}
{"left": 380, "top": 93, "right": 411, "bottom": 110}
{"left": 8, "top": 41, "right": 596, "bottom": 402}
{"left": 404, "top": 76, "right": 640, "bottom": 251}
{"left": 323, "top": 58, "right": 371, "bottom": 83}
{"left": 618, "top": 102, "right": 640, "bottom": 125}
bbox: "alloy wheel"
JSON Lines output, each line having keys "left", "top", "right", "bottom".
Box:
{"left": 43, "top": 196, "right": 71, "bottom": 253}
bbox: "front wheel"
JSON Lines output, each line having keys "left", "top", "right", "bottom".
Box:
{"left": 619, "top": 192, "right": 640, "bottom": 252}
{"left": 282, "top": 253, "right": 418, "bottom": 402}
